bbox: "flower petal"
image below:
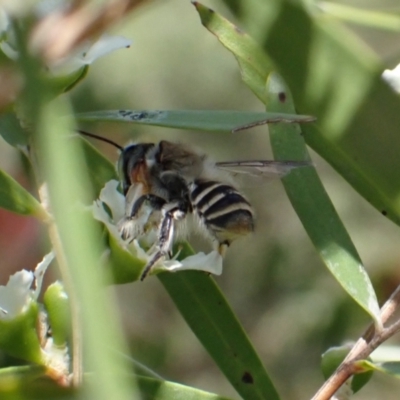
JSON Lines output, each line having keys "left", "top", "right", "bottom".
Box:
{"left": 49, "top": 34, "right": 131, "bottom": 76}
{"left": 0, "top": 270, "right": 34, "bottom": 319}
{"left": 161, "top": 251, "right": 223, "bottom": 276}
{"left": 33, "top": 251, "right": 54, "bottom": 299}
{"left": 99, "top": 179, "right": 125, "bottom": 222}
{"left": 92, "top": 199, "right": 122, "bottom": 241}
{"left": 83, "top": 34, "right": 131, "bottom": 65}
{"left": 383, "top": 64, "right": 400, "bottom": 93}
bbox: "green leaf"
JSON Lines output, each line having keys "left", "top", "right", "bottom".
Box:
{"left": 160, "top": 247, "right": 281, "bottom": 400}
{"left": 266, "top": 74, "right": 381, "bottom": 327}
{"left": 76, "top": 109, "right": 314, "bottom": 132}
{"left": 321, "top": 346, "right": 373, "bottom": 393}
{"left": 0, "top": 113, "right": 29, "bottom": 147}
{"left": 16, "top": 20, "right": 138, "bottom": 399}
{"left": 194, "top": 2, "right": 381, "bottom": 326}
{"left": 36, "top": 97, "right": 139, "bottom": 400}
{"left": 137, "top": 375, "right": 234, "bottom": 400}
{"left": 261, "top": 1, "right": 400, "bottom": 226}
{"left": 356, "top": 360, "right": 400, "bottom": 377}
{"left": 195, "top": 1, "right": 400, "bottom": 228}
{"left": 0, "top": 168, "right": 47, "bottom": 219}
{"left": 193, "top": 1, "right": 273, "bottom": 102}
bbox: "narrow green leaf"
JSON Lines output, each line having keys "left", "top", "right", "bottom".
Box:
{"left": 0, "top": 113, "right": 29, "bottom": 147}
{"left": 137, "top": 375, "right": 234, "bottom": 400}
{"left": 15, "top": 18, "right": 137, "bottom": 400}
{"left": 266, "top": 73, "right": 381, "bottom": 327}
{"left": 76, "top": 110, "right": 314, "bottom": 131}
{"left": 193, "top": 1, "right": 273, "bottom": 102}
{"left": 194, "top": 2, "right": 381, "bottom": 325}
{"left": 262, "top": 1, "right": 400, "bottom": 226}
{"left": 160, "top": 263, "right": 281, "bottom": 400}
{"left": 356, "top": 360, "right": 400, "bottom": 377}
{"left": 37, "top": 98, "right": 138, "bottom": 400}
{"left": 318, "top": 2, "right": 400, "bottom": 32}
{"left": 0, "top": 168, "right": 47, "bottom": 219}
{"left": 195, "top": 1, "right": 400, "bottom": 227}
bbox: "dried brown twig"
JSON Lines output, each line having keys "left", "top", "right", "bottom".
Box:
{"left": 311, "top": 285, "right": 400, "bottom": 400}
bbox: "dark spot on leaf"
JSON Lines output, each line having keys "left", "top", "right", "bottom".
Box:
{"left": 241, "top": 371, "right": 253, "bottom": 384}
{"left": 234, "top": 25, "right": 244, "bottom": 34}
{"left": 278, "top": 92, "right": 286, "bottom": 102}
{"left": 382, "top": 210, "right": 387, "bottom": 216}
{"left": 118, "top": 110, "right": 149, "bottom": 120}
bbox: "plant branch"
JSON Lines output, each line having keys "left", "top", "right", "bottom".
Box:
{"left": 311, "top": 284, "right": 400, "bottom": 400}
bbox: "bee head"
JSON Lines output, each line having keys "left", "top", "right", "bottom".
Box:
{"left": 118, "top": 143, "right": 155, "bottom": 194}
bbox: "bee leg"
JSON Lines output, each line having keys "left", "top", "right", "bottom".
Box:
{"left": 119, "top": 194, "right": 166, "bottom": 241}
{"left": 218, "top": 242, "right": 230, "bottom": 258}
{"left": 140, "top": 173, "right": 191, "bottom": 280}
{"left": 140, "top": 198, "right": 190, "bottom": 280}
{"left": 140, "top": 208, "right": 175, "bottom": 280}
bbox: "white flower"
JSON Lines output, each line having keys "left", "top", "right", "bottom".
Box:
{"left": 92, "top": 180, "right": 224, "bottom": 278}
{"left": 162, "top": 250, "right": 223, "bottom": 275}
{"left": 383, "top": 64, "right": 400, "bottom": 93}
{"left": 0, "top": 251, "right": 54, "bottom": 320}
{"left": 92, "top": 180, "right": 126, "bottom": 243}
{"left": 0, "top": 2, "right": 132, "bottom": 76}
{"left": 48, "top": 34, "right": 131, "bottom": 76}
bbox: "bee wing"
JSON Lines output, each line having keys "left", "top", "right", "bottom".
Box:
{"left": 216, "top": 160, "right": 311, "bottom": 179}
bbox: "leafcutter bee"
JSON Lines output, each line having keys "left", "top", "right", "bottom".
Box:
{"left": 80, "top": 131, "right": 309, "bottom": 280}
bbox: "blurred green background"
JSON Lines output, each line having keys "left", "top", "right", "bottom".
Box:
{"left": 2, "top": 0, "right": 400, "bottom": 398}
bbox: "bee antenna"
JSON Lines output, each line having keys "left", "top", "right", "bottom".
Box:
{"left": 78, "top": 130, "right": 124, "bottom": 151}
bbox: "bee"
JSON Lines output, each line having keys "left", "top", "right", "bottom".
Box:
{"left": 79, "top": 131, "right": 308, "bottom": 280}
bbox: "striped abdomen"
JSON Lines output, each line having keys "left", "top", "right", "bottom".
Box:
{"left": 190, "top": 179, "right": 254, "bottom": 246}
